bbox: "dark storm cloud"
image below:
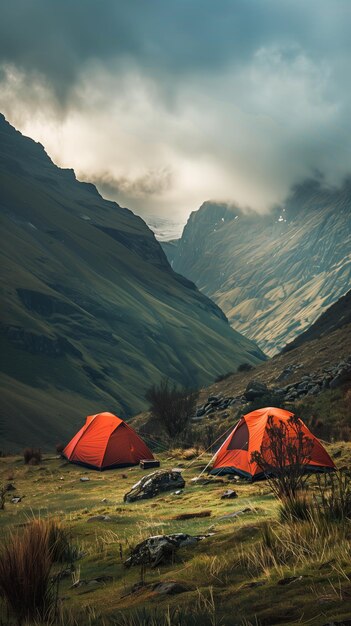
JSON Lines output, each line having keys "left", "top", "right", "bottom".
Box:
{"left": 1, "top": 0, "right": 350, "bottom": 101}
{"left": 0, "top": 1, "right": 350, "bottom": 217}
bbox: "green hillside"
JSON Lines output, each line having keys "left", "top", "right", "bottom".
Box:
{"left": 0, "top": 115, "right": 265, "bottom": 450}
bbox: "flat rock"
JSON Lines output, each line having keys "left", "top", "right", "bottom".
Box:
{"left": 218, "top": 507, "right": 252, "bottom": 520}
{"left": 87, "top": 515, "right": 112, "bottom": 523}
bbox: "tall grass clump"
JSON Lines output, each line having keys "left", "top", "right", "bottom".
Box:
{"left": 0, "top": 519, "right": 55, "bottom": 624}
{"left": 0, "top": 518, "right": 77, "bottom": 624}
{"left": 240, "top": 517, "right": 350, "bottom": 578}
{"left": 315, "top": 469, "right": 351, "bottom": 522}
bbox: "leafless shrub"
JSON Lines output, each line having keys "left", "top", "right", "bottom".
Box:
{"left": 251, "top": 414, "right": 314, "bottom": 502}
{"left": 145, "top": 377, "right": 198, "bottom": 442}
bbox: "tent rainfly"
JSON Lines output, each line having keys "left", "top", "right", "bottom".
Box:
{"left": 211, "top": 406, "right": 336, "bottom": 480}
{"left": 64, "top": 412, "right": 154, "bottom": 470}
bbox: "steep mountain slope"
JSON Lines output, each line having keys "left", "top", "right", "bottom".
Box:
{"left": 0, "top": 114, "right": 265, "bottom": 449}
{"left": 133, "top": 293, "right": 351, "bottom": 444}
{"left": 164, "top": 181, "right": 351, "bottom": 355}
{"left": 283, "top": 289, "right": 351, "bottom": 352}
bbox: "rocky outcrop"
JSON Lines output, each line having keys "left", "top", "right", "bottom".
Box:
{"left": 192, "top": 356, "right": 351, "bottom": 421}
{"left": 124, "top": 469, "right": 185, "bottom": 503}
{"left": 124, "top": 533, "right": 208, "bottom": 567}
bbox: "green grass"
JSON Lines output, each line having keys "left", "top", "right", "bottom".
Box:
{"left": 0, "top": 446, "right": 351, "bottom": 625}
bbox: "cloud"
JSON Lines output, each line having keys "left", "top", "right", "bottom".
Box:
{"left": 0, "top": 1, "right": 350, "bottom": 219}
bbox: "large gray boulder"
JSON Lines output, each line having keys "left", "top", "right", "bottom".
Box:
{"left": 124, "top": 469, "right": 185, "bottom": 503}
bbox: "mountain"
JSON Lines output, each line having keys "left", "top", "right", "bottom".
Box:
{"left": 0, "top": 114, "right": 265, "bottom": 449}
{"left": 164, "top": 180, "right": 351, "bottom": 355}
{"left": 283, "top": 289, "right": 351, "bottom": 352}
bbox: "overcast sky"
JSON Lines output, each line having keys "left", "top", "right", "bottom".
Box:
{"left": 1, "top": 0, "right": 350, "bottom": 223}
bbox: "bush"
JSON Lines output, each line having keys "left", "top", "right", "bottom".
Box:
{"left": 315, "top": 469, "right": 351, "bottom": 522}
{"left": 279, "top": 493, "right": 311, "bottom": 522}
{"left": 145, "top": 378, "right": 199, "bottom": 442}
{"left": 237, "top": 362, "right": 254, "bottom": 373}
{"left": 214, "top": 371, "right": 234, "bottom": 382}
{"left": 0, "top": 519, "right": 57, "bottom": 624}
{"left": 23, "top": 447, "right": 42, "bottom": 465}
{"left": 55, "top": 442, "right": 65, "bottom": 456}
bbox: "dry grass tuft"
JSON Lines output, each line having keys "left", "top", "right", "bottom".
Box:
{"left": 0, "top": 518, "right": 55, "bottom": 624}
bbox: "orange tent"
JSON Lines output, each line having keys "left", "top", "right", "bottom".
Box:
{"left": 64, "top": 412, "right": 154, "bottom": 470}
{"left": 211, "top": 406, "right": 335, "bottom": 480}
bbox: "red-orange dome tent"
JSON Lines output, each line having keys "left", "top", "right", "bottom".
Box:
{"left": 64, "top": 412, "right": 154, "bottom": 470}
{"left": 211, "top": 407, "right": 335, "bottom": 480}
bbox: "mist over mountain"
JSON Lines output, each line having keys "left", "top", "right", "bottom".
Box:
{"left": 0, "top": 114, "right": 265, "bottom": 448}
{"left": 163, "top": 179, "right": 351, "bottom": 355}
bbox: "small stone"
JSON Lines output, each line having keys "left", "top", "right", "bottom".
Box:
{"left": 221, "top": 489, "right": 238, "bottom": 499}
{"left": 80, "top": 476, "right": 90, "bottom": 482}
{"left": 277, "top": 575, "right": 303, "bottom": 585}
{"left": 87, "top": 515, "right": 112, "bottom": 523}
{"left": 11, "top": 497, "right": 22, "bottom": 504}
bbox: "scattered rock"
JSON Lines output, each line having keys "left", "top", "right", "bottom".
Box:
{"left": 86, "top": 515, "right": 112, "bottom": 523}
{"left": 125, "top": 580, "right": 193, "bottom": 597}
{"left": 190, "top": 476, "right": 224, "bottom": 485}
{"left": 11, "top": 496, "right": 22, "bottom": 504}
{"left": 80, "top": 476, "right": 90, "bottom": 482}
{"left": 221, "top": 489, "right": 238, "bottom": 499}
{"left": 277, "top": 575, "right": 303, "bottom": 585}
{"left": 124, "top": 469, "right": 185, "bottom": 503}
{"left": 121, "top": 474, "right": 128, "bottom": 479}
{"left": 151, "top": 581, "right": 192, "bottom": 595}
{"left": 218, "top": 507, "right": 252, "bottom": 520}
{"left": 124, "top": 533, "right": 208, "bottom": 567}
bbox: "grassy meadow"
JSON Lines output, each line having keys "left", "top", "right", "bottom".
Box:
{"left": 1, "top": 444, "right": 351, "bottom": 626}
